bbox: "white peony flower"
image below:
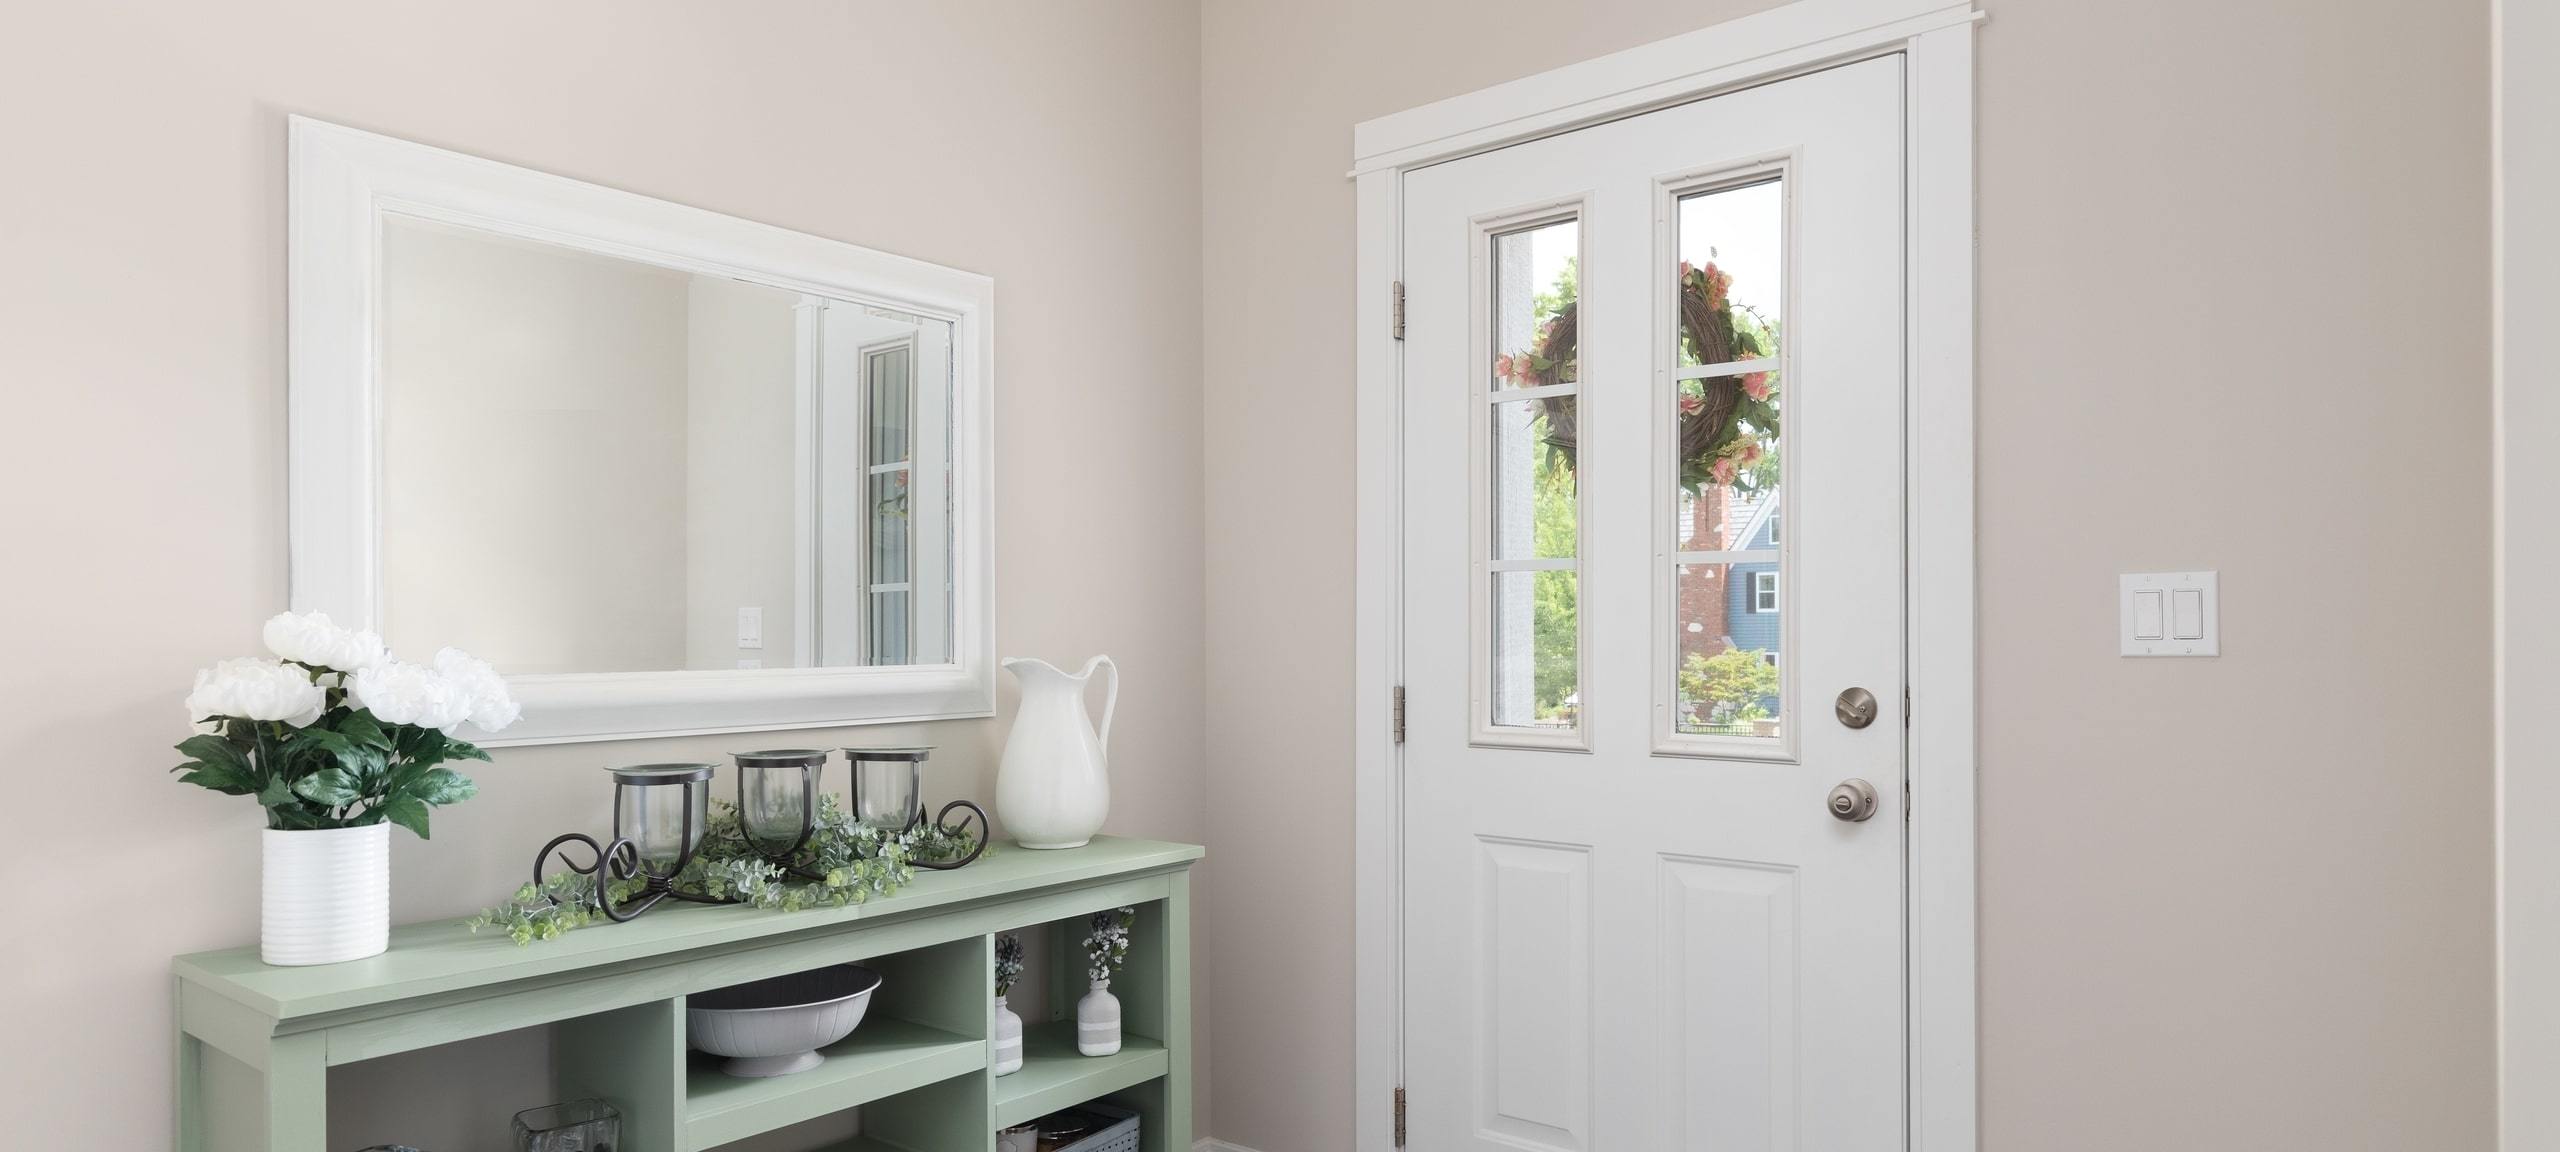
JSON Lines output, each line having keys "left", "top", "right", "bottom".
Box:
{"left": 262, "top": 610, "right": 387, "bottom": 673}
{"left": 347, "top": 660, "right": 466, "bottom": 730}
{"left": 186, "top": 657, "right": 327, "bottom": 727}
{"left": 433, "top": 646, "right": 520, "bottom": 733}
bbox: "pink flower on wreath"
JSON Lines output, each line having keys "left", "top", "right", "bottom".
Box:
{"left": 1740, "top": 371, "right": 1772, "bottom": 401}
{"left": 1711, "top": 455, "right": 1738, "bottom": 486}
{"left": 1493, "top": 353, "right": 1515, "bottom": 383}
{"left": 1734, "top": 441, "right": 1764, "bottom": 467}
{"left": 1677, "top": 392, "right": 1704, "bottom": 417}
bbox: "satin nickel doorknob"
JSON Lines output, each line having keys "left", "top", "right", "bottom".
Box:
{"left": 1828, "top": 779, "right": 1879, "bottom": 822}
{"left": 1835, "top": 686, "right": 1878, "bottom": 729}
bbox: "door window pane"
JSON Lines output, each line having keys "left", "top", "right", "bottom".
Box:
{"left": 1491, "top": 397, "right": 1576, "bottom": 560}
{"left": 1492, "top": 569, "right": 1579, "bottom": 730}
{"left": 1671, "top": 179, "right": 1783, "bottom": 741}
{"left": 1491, "top": 219, "right": 1578, "bottom": 390}
{"left": 1486, "top": 217, "right": 1582, "bottom": 735}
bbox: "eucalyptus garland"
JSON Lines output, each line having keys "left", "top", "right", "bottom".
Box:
{"left": 467, "top": 794, "right": 982, "bottom": 945}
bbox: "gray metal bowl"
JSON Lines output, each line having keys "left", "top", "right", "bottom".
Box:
{"left": 687, "top": 964, "right": 882, "bottom": 1077}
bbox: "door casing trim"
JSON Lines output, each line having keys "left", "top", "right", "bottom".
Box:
{"left": 1350, "top": 3, "right": 1979, "bottom": 1149}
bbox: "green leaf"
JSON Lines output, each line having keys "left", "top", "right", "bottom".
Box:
{"left": 292, "top": 768, "right": 362, "bottom": 807}
{"left": 382, "top": 794, "right": 432, "bottom": 839}
{"left": 338, "top": 710, "right": 392, "bottom": 751}
{"left": 176, "top": 763, "right": 258, "bottom": 795}
{"left": 175, "top": 733, "right": 249, "bottom": 772}
{"left": 256, "top": 775, "right": 297, "bottom": 809}
{"left": 406, "top": 767, "right": 478, "bottom": 807}
{"left": 442, "top": 738, "right": 492, "bottom": 764}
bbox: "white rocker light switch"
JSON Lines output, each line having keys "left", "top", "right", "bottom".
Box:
{"left": 2121, "top": 572, "right": 2218, "bottom": 657}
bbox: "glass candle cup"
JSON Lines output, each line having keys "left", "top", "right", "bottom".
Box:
{"left": 608, "top": 763, "right": 713, "bottom": 876}
{"left": 843, "top": 745, "right": 933, "bottom": 832}
{"left": 732, "top": 749, "right": 829, "bottom": 857}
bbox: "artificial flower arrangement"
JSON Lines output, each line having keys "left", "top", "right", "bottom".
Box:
{"left": 996, "top": 932, "right": 1027, "bottom": 997}
{"left": 1084, "top": 906, "right": 1135, "bottom": 986}
{"left": 172, "top": 611, "right": 518, "bottom": 837}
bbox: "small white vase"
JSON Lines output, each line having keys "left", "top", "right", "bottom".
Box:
{"left": 996, "top": 655, "right": 1116, "bottom": 849}
{"left": 991, "top": 994, "right": 1024, "bottom": 1076}
{"left": 1077, "top": 979, "right": 1122, "bottom": 1057}
{"left": 260, "top": 822, "right": 390, "bottom": 966}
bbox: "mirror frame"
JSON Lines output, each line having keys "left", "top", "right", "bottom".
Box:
{"left": 287, "top": 117, "right": 996, "bottom": 745}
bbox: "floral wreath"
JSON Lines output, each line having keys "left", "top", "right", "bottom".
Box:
{"left": 1491, "top": 260, "right": 1778, "bottom": 492}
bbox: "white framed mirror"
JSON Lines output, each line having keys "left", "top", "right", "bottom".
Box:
{"left": 288, "top": 117, "right": 994, "bottom": 745}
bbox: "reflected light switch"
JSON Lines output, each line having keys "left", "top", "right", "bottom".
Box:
{"left": 737, "top": 606, "right": 764, "bottom": 650}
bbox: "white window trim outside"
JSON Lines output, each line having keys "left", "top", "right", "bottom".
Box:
{"left": 1350, "top": 2, "right": 1980, "bottom": 1149}
{"left": 1753, "top": 570, "right": 1782, "bottom": 613}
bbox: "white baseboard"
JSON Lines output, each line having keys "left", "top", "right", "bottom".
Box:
{"left": 1194, "top": 1140, "right": 1262, "bottom": 1152}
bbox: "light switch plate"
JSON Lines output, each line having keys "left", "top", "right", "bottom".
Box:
{"left": 737, "top": 606, "right": 764, "bottom": 650}
{"left": 2120, "top": 571, "right": 2218, "bottom": 656}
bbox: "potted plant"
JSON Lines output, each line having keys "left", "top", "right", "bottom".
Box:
{"left": 173, "top": 611, "right": 519, "bottom": 965}
{"left": 992, "top": 933, "right": 1026, "bottom": 1076}
{"left": 1077, "top": 906, "right": 1134, "bottom": 1056}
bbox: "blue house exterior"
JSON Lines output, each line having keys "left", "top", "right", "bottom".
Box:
{"left": 1724, "top": 494, "right": 1782, "bottom": 716}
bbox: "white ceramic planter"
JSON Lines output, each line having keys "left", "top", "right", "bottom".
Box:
{"left": 991, "top": 994, "right": 1024, "bottom": 1076}
{"left": 1077, "top": 979, "right": 1122, "bottom": 1057}
{"left": 260, "top": 822, "right": 390, "bottom": 966}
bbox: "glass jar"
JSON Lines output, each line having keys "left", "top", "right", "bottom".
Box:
{"left": 843, "top": 745, "right": 933, "bottom": 832}
{"left": 608, "top": 764, "right": 713, "bottom": 875}
{"left": 512, "top": 1098, "right": 620, "bottom": 1152}
{"left": 731, "top": 749, "right": 829, "bottom": 856}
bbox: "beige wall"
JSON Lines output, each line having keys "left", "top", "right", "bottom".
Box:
{"left": 1201, "top": 1, "right": 2494, "bottom": 1150}
{"left": 0, "top": 1, "right": 1205, "bottom": 1147}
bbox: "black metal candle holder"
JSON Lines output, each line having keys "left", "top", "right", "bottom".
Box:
{"left": 532, "top": 749, "right": 988, "bottom": 924}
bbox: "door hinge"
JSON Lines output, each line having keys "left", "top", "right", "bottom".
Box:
{"left": 1394, "top": 1085, "right": 1408, "bottom": 1146}
{"left": 1391, "top": 280, "right": 1406, "bottom": 341}
{"left": 1392, "top": 685, "right": 1407, "bottom": 744}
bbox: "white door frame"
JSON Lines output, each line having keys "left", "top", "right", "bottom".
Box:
{"left": 1350, "top": 2, "right": 1980, "bottom": 1149}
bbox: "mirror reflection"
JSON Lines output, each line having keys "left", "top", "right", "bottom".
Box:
{"left": 376, "top": 216, "right": 954, "bottom": 674}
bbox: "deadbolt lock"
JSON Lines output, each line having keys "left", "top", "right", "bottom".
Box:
{"left": 1828, "top": 779, "right": 1880, "bottom": 823}
{"left": 1835, "top": 686, "right": 1879, "bottom": 729}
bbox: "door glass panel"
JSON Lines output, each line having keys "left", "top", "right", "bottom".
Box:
{"left": 1486, "top": 216, "right": 1581, "bottom": 734}
{"left": 1491, "top": 569, "right": 1579, "bottom": 730}
{"left": 1491, "top": 219, "right": 1578, "bottom": 390}
{"left": 1491, "top": 397, "right": 1576, "bottom": 560}
{"left": 1672, "top": 179, "right": 1783, "bottom": 740}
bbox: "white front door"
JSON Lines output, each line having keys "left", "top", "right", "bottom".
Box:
{"left": 1400, "top": 57, "right": 1907, "bottom": 1149}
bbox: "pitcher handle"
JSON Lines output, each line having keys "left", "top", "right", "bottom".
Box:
{"left": 1083, "top": 654, "right": 1119, "bottom": 760}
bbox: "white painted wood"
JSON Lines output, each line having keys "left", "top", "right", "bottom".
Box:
{"left": 1401, "top": 59, "right": 1906, "bottom": 1150}
{"left": 1903, "top": 25, "right": 1978, "bottom": 1152}
{"left": 1350, "top": 165, "right": 1406, "bottom": 1152}
{"left": 287, "top": 117, "right": 997, "bottom": 744}
{"left": 1350, "top": 0, "right": 1977, "bottom": 174}
{"left": 1354, "top": 7, "right": 1979, "bottom": 1149}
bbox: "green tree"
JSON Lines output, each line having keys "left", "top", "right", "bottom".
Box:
{"left": 1680, "top": 645, "right": 1780, "bottom": 730}
{"left": 1531, "top": 448, "right": 1578, "bottom": 718}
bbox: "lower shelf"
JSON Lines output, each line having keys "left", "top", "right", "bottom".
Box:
{"left": 684, "top": 1016, "right": 983, "bottom": 1150}
{"left": 990, "top": 1021, "right": 1169, "bottom": 1129}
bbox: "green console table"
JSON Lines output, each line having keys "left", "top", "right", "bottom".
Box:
{"left": 173, "top": 836, "right": 1201, "bottom": 1152}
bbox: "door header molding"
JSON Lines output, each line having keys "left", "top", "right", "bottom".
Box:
{"left": 1349, "top": 0, "right": 1979, "bottom": 175}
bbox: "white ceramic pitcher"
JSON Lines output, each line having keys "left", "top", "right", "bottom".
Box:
{"left": 996, "top": 655, "right": 1117, "bottom": 849}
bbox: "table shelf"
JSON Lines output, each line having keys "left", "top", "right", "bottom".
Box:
{"left": 684, "top": 1017, "right": 982, "bottom": 1150}
{"left": 992, "top": 1022, "right": 1170, "bottom": 1129}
